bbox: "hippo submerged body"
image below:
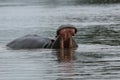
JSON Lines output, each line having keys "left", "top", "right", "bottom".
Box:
{"left": 7, "top": 24, "right": 78, "bottom": 49}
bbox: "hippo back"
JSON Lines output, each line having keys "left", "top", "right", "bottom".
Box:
{"left": 7, "top": 35, "right": 53, "bottom": 49}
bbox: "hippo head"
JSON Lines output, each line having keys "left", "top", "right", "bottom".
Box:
{"left": 52, "top": 24, "right": 78, "bottom": 49}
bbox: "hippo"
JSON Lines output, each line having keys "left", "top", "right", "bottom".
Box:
{"left": 6, "top": 24, "right": 78, "bottom": 49}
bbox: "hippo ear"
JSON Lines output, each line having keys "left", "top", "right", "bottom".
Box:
{"left": 51, "top": 36, "right": 61, "bottom": 49}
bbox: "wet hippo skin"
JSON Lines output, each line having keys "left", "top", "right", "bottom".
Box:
{"left": 7, "top": 35, "right": 53, "bottom": 49}
{"left": 7, "top": 24, "right": 78, "bottom": 49}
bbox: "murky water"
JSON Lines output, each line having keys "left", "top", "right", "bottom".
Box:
{"left": 0, "top": 1, "right": 120, "bottom": 80}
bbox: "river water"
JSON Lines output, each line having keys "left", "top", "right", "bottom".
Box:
{"left": 0, "top": 1, "right": 120, "bottom": 80}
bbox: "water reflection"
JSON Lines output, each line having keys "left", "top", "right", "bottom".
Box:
{"left": 54, "top": 49, "right": 76, "bottom": 80}
{"left": 54, "top": 49, "right": 76, "bottom": 63}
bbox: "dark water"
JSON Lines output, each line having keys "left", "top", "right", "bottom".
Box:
{"left": 0, "top": 1, "right": 120, "bottom": 80}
